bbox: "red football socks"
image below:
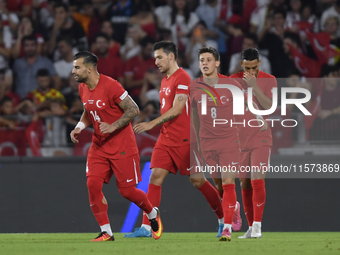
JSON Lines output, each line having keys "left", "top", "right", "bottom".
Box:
{"left": 198, "top": 181, "right": 224, "bottom": 219}
{"left": 252, "top": 179, "right": 266, "bottom": 222}
{"left": 87, "top": 176, "right": 109, "bottom": 226}
{"left": 241, "top": 188, "right": 254, "bottom": 227}
{"left": 222, "top": 184, "right": 236, "bottom": 224}
{"left": 118, "top": 186, "right": 153, "bottom": 214}
{"left": 142, "top": 183, "right": 162, "bottom": 225}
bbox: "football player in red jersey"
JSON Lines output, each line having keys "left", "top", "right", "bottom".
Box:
{"left": 126, "top": 41, "right": 224, "bottom": 238}
{"left": 191, "top": 47, "right": 250, "bottom": 241}
{"left": 230, "top": 48, "right": 277, "bottom": 238}
{"left": 70, "top": 51, "right": 162, "bottom": 241}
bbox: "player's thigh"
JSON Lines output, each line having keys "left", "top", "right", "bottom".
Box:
{"left": 189, "top": 142, "right": 205, "bottom": 175}
{"left": 250, "top": 146, "right": 272, "bottom": 180}
{"left": 109, "top": 154, "right": 142, "bottom": 188}
{"left": 238, "top": 150, "right": 251, "bottom": 179}
{"left": 202, "top": 150, "right": 221, "bottom": 179}
{"left": 151, "top": 143, "right": 177, "bottom": 175}
{"left": 170, "top": 144, "right": 191, "bottom": 176}
{"left": 219, "top": 146, "right": 239, "bottom": 183}
{"left": 87, "top": 154, "right": 113, "bottom": 184}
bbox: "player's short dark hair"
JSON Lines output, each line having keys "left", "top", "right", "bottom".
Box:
{"left": 94, "top": 32, "right": 110, "bottom": 42}
{"left": 0, "top": 96, "right": 13, "bottom": 106}
{"left": 198, "top": 47, "right": 220, "bottom": 61}
{"left": 54, "top": 2, "right": 68, "bottom": 12}
{"left": 74, "top": 51, "right": 98, "bottom": 66}
{"left": 153, "top": 41, "right": 178, "bottom": 60}
{"left": 244, "top": 33, "right": 258, "bottom": 46}
{"left": 140, "top": 36, "right": 155, "bottom": 48}
{"left": 22, "top": 35, "right": 37, "bottom": 44}
{"left": 36, "top": 68, "right": 50, "bottom": 78}
{"left": 241, "top": 48, "right": 260, "bottom": 62}
{"left": 284, "top": 31, "right": 301, "bottom": 46}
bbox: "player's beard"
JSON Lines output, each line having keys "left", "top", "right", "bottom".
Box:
{"left": 76, "top": 74, "right": 88, "bottom": 83}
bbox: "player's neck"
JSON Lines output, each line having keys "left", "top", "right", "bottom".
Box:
{"left": 85, "top": 72, "right": 100, "bottom": 90}
{"left": 203, "top": 71, "right": 219, "bottom": 86}
{"left": 166, "top": 63, "right": 180, "bottom": 78}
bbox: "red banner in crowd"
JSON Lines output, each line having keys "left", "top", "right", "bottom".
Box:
{"left": 288, "top": 44, "right": 321, "bottom": 77}
{"left": 0, "top": 128, "right": 26, "bottom": 156}
{"left": 25, "top": 121, "right": 43, "bottom": 156}
{"left": 306, "top": 31, "right": 340, "bottom": 64}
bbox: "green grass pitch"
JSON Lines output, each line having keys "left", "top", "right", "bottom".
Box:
{"left": 0, "top": 232, "right": 339, "bottom": 255}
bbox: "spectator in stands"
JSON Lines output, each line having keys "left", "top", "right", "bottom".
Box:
{"left": 155, "top": 0, "right": 172, "bottom": 29}
{"left": 72, "top": 0, "right": 101, "bottom": 44}
{"left": 195, "top": 0, "right": 227, "bottom": 66}
{"left": 37, "top": 0, "right": 58, "bottom": 36}
{"left": 106, "top": 0, "right": 135, "bottom": 45}
{"left": 186, "top": 21, "right": 218, "bottom": 77}
{"left": 229, "top": 33, "right": 271, "bottom": 75}
{"left": 250, "top": 0, "right": 287, "bottom": 36}
{"left": 133, "top": 68, "right": 163, "bottom": 126}
{"left": 321, "top": 0, "right": 340, "bottom": 36}
{"left": 300, "top": 4, "right": 319, "bottom": 33}
{"left": 12, "top": 16, "right": 44, "bottom": 59}
{"left": 310, "top": 65, "right": 340, "bottom": 140}
{"left": 0, "top": 96, "right": 16, "bottom": 129}
{"left": 169, "top": 0, "right": 199, "bottom": 51}
{"left": 46, "top": 3, "right": 88, "bottom": 60}
{"left": 91, "top": 20, "right": 120, "bottom": 58}
{"left": 124, "top": 36, "right": 156, "bottom": 107}
{"left": 285, "top": 0, "right": 302, "bottom": 32}
{"left": 0, "top": 0, "right": 19, "bottom": 34}
{"left": 13, "top": 35, "right": 61, "bottom": 99}
{"left": 129, "top": 1, "right": 158, "bottom": 38}
{"left": 0, "top": 15, "right": 12, "bottom": 71}
{"left": 6, "top": 0, "right": 32, "bottom": 19}
{"left": 0, "top": 69, "right": 20, "bottom": 108}
{"left": 325, "top": 16, "right": 340, "bottom": 47}
{"left": 94, "top": 32, "right": 124, "bottom": 84}
{"left": 53, "top": 37, "right": 74, "bottom": 83}
{"left": 25, "top": 68, "right": 67, "bottom": 119}
{"left": 226, "top": 14, "right": 244, "bottom": 57}
{"left": 120, "top": 23, "right": 146, "bottom": 61}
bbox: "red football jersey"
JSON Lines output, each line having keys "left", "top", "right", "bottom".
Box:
{"left": 79, "top": 74, "right": 139, "bottom": 157}
{"left": 191, "top": 74, "right": 244, "bottom": 144}
{"left": 230, "top": 71, "right": 277, "bottom": 150}
{"left": 157, "top": 68, "right": 190, "bottom": 147}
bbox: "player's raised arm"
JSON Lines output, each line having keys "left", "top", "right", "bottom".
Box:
{"left": 99, "top": 96, "right": 140, "bottom": 134}
{"left": 70, "top": 108, "right": 91, "bottom": 143}
{"left": 133, "top": 93, "right": 188, "bottom": 134}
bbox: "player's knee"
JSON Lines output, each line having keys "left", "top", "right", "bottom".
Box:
{"left": 87, "top": 176, "right": 103, "bottom": 194}
{"left": 149, "top": 170, "right": 166, "bottom": 186}
{"left": 240, "top": 178, "right": 252, "bottom": 189}
{"left": 189, "top": 177, "right": 205, "bottom": 188}
{"left": 222, "top": 178, "right": 235, "bottom": 185}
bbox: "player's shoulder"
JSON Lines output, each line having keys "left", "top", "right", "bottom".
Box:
{"left": 218, "top": 73, "right": 229, "bottom": 78}
{"left": 229, "top": 71, "right": 243, "bottom": 78}
{"left": 258, "top": 71, "right": 276, "bottom": 79}
{"left": 100, "top": 74, "right": 122, "bottom": 87}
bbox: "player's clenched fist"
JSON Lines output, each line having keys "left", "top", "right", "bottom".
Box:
{"left": 99, "top": 122, "right": 116, "bottom": 134}
{"left": 70, "top": 128, "right": 81, "bottom": 143}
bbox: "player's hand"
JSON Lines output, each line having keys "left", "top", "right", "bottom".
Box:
{"left": 243, "top": 72, "right": 258, "bottom": 88}
{"left": 99, "top": 122, "right": 116, "bottom": 134}
{"left": 133, "top": 122, "right": 153, "bottom": 134}
{"left": 70, "top": 127, "right": 81, "bottom": 143}
{"left": 259, "top": 118, "right": 268, "bottom": 131}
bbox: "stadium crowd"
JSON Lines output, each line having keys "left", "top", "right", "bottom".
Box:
{"left": 0, "top": 0, "right": 340, "bottom": 155}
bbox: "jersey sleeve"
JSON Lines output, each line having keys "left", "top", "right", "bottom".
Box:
{"left": 175, "top": 72, "right": 191, "bottom": 96}
{"left": 109, "top": 80, "right": 128, "bottom": 105}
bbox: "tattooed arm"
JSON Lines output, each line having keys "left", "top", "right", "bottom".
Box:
{"left": 99, "top": 96, "right": 140, "bottom": 134}
{"left": 133, "top": 93, "right": 188, "bottom": 134}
